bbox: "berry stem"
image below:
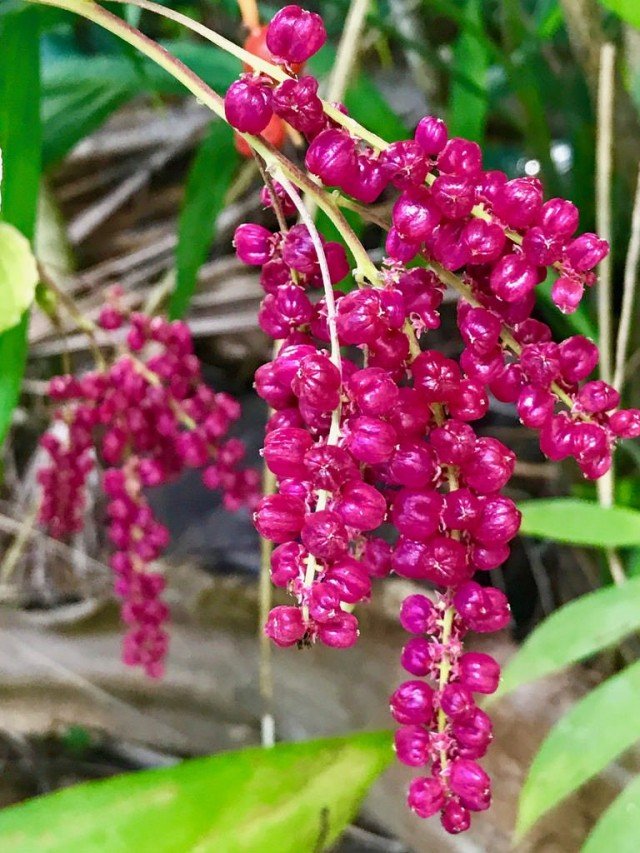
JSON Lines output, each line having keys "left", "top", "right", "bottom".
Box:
{"left": 29, "top": 0, "right": 381, "bottom": 288}
{"left": 37, "top": 262, "right": 106, "bottom": 370}
{"left": 236, "top": 0, "right": 260, "bottom": 31}
{"left": 326, "top": 0, "right": 370, "bottom": 105}
{"left": 76, "top": 0, "right": 390, "bottom": 152}
{"left": 436, "top": 601, "right": 455, "bottom": 770}
{"left": 273, "top": 173, "right": 344, "bottom": 613}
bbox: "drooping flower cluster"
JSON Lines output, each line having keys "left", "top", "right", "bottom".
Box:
{"left": 223, "top": 3, "right": 640, "bottom": 834}
{"left": 230, "top": 5, "right": 326, "bottom": 156}
{"left": 38, "top": 297, "right": 259, "bottom": 677}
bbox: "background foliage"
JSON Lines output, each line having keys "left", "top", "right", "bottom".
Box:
{"left": 2, "top": 0, "right": 640, "bottom": 849}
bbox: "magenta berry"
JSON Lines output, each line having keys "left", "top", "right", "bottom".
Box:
{"left": 40, "top": 309, "right": 257, "bottom": 677}
{"left": 224, "top": 76, "right": 273, "bottom": 133}
{"left": 414, "top": 115, "right": 448, "bottom": 155}
{"left": 38, "top": 9, "right": 625, "bottom": 837}
{"left": 213, "top": 10, "right": 623, "bottom": 833}
{"left": 395, "top": 726, "right": 432, "bottom": 767}
{"left": 449, "top": 759, "right": 492, "bottom": 811}
{"left": 407, "top": 776, "right": 445, "bottom": 818}
{"left": 266, "top": 4, "right": 327, "bottom": 64}
{"left": 390, "top": 680, "right": 435, "bottom": 725}
{"left": 399, "top": 594, "right": 436, "bottom": 634}
{"left": 459, "top": 652, "right": 501, "bottom": 695}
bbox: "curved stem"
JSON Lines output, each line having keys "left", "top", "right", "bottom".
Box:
{"left": 326, "top": 0, "right": 370, "bottom": 105}
{"left": 613, "top": 163, "right": 640, "bottom": 392}
{"left": 237, "top": 0, "right": 260, "bottom": 31}
{"left": 30, "top": 0, "right": 380, "bottom": 288}
{"left": 95, "top": 0, "right": 389, "bottom": 151}
{"left": 596, "top": 43, "right": 615, "bottom": 385}
{"left": 274, "top": 174, "right": 343, "bottom": 605}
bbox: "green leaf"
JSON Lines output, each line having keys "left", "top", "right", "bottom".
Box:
{"left": 597, "top": 0, "right": 640, "bottom": 29}
{"left": 494, "top": 577, "right": 640, "bottom": 700}
{"left": 519, "top": 500, "right": 640, "bottom": 547}
{"left": 516, "top": 661, "right": 640, "bottom": 838}
{"left": 170, "top": 122, "right": 239, "bottom": 319}
{"left": 41, "top": 41, "right": 240, "bottom": 166}
{"left": 0, "top": 9, "right": 41, "bottom": 238}
{"left": 534, "top": 0, "right": 563, "bottom": 39}
{"left": 582, "top": 773, "right": 640, "bottom": 853}
{"left": 42, "top": 81, "right": 131, "bottom": 167}
{"left": 0, "top": 8, "right": 41, "bottom": 447}
{"left": 0, "top": 315, "right": 30, "bottom": 445}
{"left": 0, "top": 224, "right": 39, "bottom": 332}
{"left": 0, "top": 731, "right": 392, "bottom": 852}
{"left": 448, "top": 0, "right": 489, "bottom": 142}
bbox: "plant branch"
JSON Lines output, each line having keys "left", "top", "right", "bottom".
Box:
{"left": 274, "top": 174, "right": 344, "bottom": 605}
{"left": 613, "top": 164, "right": 640, "bottom": 392}
{"left": 237, "top": 0, "right": 259, "bottom": 31}
{"left": 99, "top": 0, "right": 389, "bottom": 151}
{"left": 326, "top": 0, "right": 370, "bottom": 104}
{"left": 595, "top": 42, "right": 615, "bottom": 385}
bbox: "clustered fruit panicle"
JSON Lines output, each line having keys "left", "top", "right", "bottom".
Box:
{"left": 38, "top": 291, "right": 259, "bottom": 677}
{"left": 36, "top": 2, "right": 640, "bottom": 836}
{"left": 224, "top": 4, "right": 640, "bottom": 835}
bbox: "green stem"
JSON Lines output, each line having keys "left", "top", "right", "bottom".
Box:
{"left": 92, "top": 0, "right": 389, "bottom": 152}
{"left": 29, "top": 0, "right": 379, "bottom": 286}
{"left": 274, "top": 174, "right": 344, "bottom": 611}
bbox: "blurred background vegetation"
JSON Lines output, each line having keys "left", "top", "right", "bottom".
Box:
{"left": 2, "top": 0, "right": 640, "bottom": 850}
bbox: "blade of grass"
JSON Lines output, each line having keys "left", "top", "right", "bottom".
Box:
{"left": 0, "top": 8, "right": 42, "bottom": 447}
{"left": 170, "top": 122, "right": 239, "bottom": 319}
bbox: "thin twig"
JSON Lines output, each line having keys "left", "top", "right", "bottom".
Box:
{"left": 594, "top": 43, "right": 625, "bottom": 585}
{"left": 305, "top": 0, "right": 370, "bottom": 219}
{"left": 596, "top": 43, "right": 615, "bottom": 384}
{"left": 613, "top": 164, "right": 640, "bottom": 391}
{"left": 236, "top": 0, "right": 259, "bottom": 30}
{"left": 326, "top": 0, "right": 371, "bottom": 103}
{"left": 252, "top": 155, "right": 291, "bottom": 750}
{"left": 0, "top": 505, "right": 39, "bottom": 583}
{"left": 37, "top": 261, "right": 106, "bottom": 370}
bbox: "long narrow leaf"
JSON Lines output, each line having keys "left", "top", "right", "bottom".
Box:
{"left": 169, "top": 121, "right": 239, "bottom": 319}
{"left": 518, "top": 499, "right": 640, "bottom": 547}
{"left": 494, "top": 577, "right": 640, "bottom": 700}
{"left": 448, "top": 0, "right": 489, "bottom": 142}
{"left": 0, "top": 731, "right": 392, "bottom": 852}
{"left": 582, "top": 773, "right": 640, "bottom": 853}
{"left": 516, "top": 660, "right": 640, "bottom": 838}
{"left": 597, "top": 0, "right": 640, "bottom": 29}
{"left": 0, "top": 8, "right": 42, "bottom": 446}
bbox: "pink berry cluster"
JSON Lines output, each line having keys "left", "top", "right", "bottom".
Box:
{"left": 224, "top": 3, "right": 640, "bottom": 834}
{"left": 225, "top": 5, "right": 327, "bottom": 136}
{"left": 38, "top": 294, "right": 259, "bottom": 677}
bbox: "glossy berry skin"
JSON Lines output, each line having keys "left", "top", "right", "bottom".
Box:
{"left": 454, "top": 582, "right": 511, "bottom": 632}
{"left": 408, "top": 777, "right": 445, "bottom": 818}
{"left": 224, "top": 76, "right": 273, "bottom": 134}
{"left": 449, "top": 759, "right": 492, "bottom": 812}
{"left": 390, "top": 680, "right": 435, "bottom": 725}
{"left": 224, "top": 14, "right": 619, "bottom": 832}
{"left": 395, "top": 726, "right": 431, "bottom": 767}
{"left": 40, "top": 310, "right": 258, "bottom": 678}
{"left": 415, "top": 115, "right": 448, "bottom": 155}
{"left": 254, "top": 494, "right": 306, "bottom": 543}
{"left": 400, "top": 594, "right": 436, "bottom": 634}
{"left": 265, "top": 605, "right": 306, "bottom": 647}
{"left": 266, "top": 4, "right": 327, "bottom": 64}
